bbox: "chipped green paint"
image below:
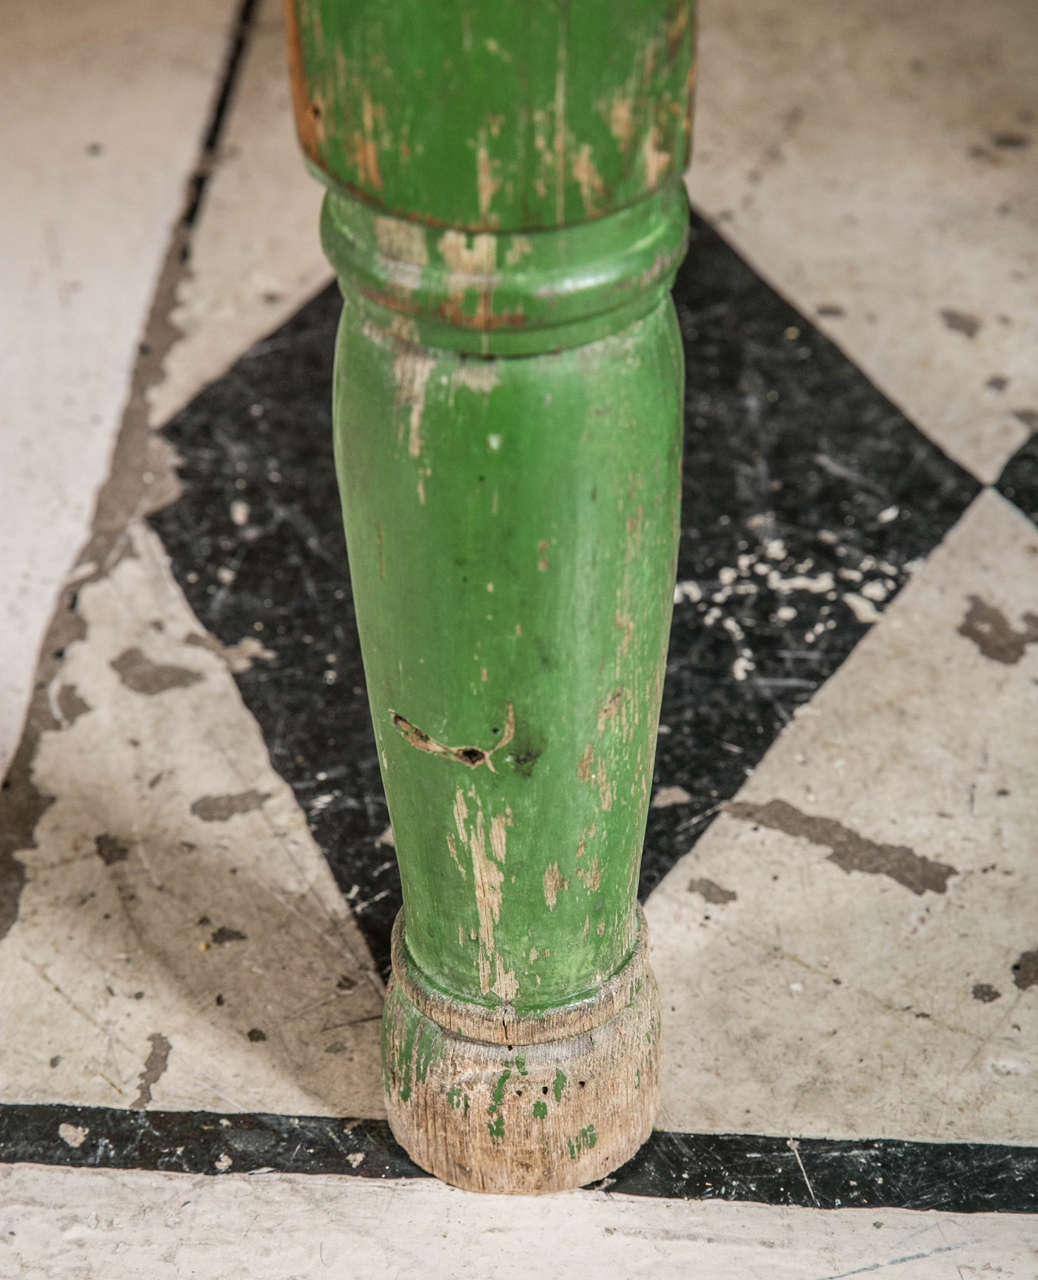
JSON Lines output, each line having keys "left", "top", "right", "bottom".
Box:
{"left": 552, "top": 1068, "right": 567, "bottom": 1103}
{"left": 532, "top": 1100, "right": 548, "bottom": 1120}
{"left": 567, "top": 1124, "right": 598, "bottom": 1160}
{"left": 490, "top": 1069, "right": 512, "bottom": 1111}
{"left": 486, "top": 1068, "right": 512, "bottom": 1139}
{"left": 287, "top": 1, "right": 695, "bottom": 232}
{"left": 288, "top": 2, "right": 694, "bottom": 1031}
{"left": 382, "top": 982, "right": 445, "bottom": 1105}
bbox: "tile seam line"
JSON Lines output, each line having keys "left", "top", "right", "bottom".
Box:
{"left": 1, "top": 1106, "right": 1036, "bottom": 1213}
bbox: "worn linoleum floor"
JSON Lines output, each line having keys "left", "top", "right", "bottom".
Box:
{"left": 2, "top": 0, "right": 1036, "bottom": 1274}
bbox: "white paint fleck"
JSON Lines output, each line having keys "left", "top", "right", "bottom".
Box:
{"left": 487, "top": 434, "right": 503, "bottom": 451}
{"left": 58, "top": 1123, "right": 88, "bottom": 1148}
{"left": 653, "top": 785, "right": 692, "bottom": 808}
{"left": 844, "top": 593, "right": 875, "bottom": 624}
{"left": 766, "top": 569, "right": 835, "bottom": 595}
{"left": 878, "top": 505, "right": 900, "bottom": 523}
{"left": 861, "top": 580, "right": 889, "bottom": 602}
{"left": 722, "top": 617, "right": 745, "bottom": 643}
{"left": 215, "top": 1153, "right": 233, "bottom": 1172}
{"left": 674, "top": 580, "right": 703, "bottom": 604}
{"left": 346, "top": 1152, "right": 366, "bottom": 1168}
{"left": 223, "top": 636, "right": 276, "bottom": 675}
{"left": 230, "top": 500, "right": 250, "bottom": 527}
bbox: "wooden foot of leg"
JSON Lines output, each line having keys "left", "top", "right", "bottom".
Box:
{"left": 383, "top": 909, "right": 660, "bottom": 1193}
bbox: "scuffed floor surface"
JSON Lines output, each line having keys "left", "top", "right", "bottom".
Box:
{"left": 1, "top": 0, "right": 1036, "bottom": 1274}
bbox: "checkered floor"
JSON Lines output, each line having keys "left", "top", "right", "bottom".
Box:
{"left": 2, "top": 0, "right": 1036, "bottom": 1273}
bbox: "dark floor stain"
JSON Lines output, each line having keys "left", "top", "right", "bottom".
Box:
{"left": 986, "top": 375, "right": 1009, "bottom": 392}
{"left": 939, "top": 309, "right": 981, "bottom": 338}
{"left": 727, "top": 798, "right": 957, "bottom": 895}
{"left": 190, "top": 789, "right": 270, "bottom": 822}
{"left": 130, "top": 1033, "right": 171, "bottom": 1110}
{"left": 210, "top": 926, "right": 247, "bottom": 945}
{"left": 110, "top": 647, "right": 203, "bottom": 695}
{"left": 992, "top": 131, "right": 1031, "bottom": 149}
{"left": 247, "top": 1028, "right": 267, "bottom": 1042}
{"left": 94, "top": 834, "right": 130, "bottom": 866}
{"left": 0, "top": 845, "right": 27, "bottom": 945}
{"left": 1013, "top": 409, "right": 1038, "bottom": 432}
{"left": 957, "top": 595, "right": 1038, "bottom": 664}
{"left": 1011, "top": 948, "right": 1038, "bottom": 991}
{"left": 687, "top": 876, "right": 737, "bottom": 905}
{"left": 56, "top": 684, "right": 91, "bottom": 726}
{"left": 972, "top": 983, "right": 1002, "bottom": 1003}
{"left": 816, "top": 304, "right": 845, "bottom": 318}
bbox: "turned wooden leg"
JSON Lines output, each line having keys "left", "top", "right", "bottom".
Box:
{"left": 285, "top": 0, "right": 695, "bottom": 1193}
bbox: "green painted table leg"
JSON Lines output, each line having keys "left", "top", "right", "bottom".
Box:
{"left": 286, "top": 0, "right": 695, "bottom": 1193}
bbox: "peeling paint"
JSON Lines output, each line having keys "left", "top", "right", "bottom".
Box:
{"left": 110, "top": 647, "right": 202, "bottom": 695}
{"left": 644, "top": 125, "right": 671, "bottom": 187}
{"left": 504, "top": 236, "right": 533, "bottom": 266}
{"left": 572, "top": 143, "right": 605, "bottom": 216}
{"left": 55, "top": 683, "right": 91, "bottom": 726}
{"left": 452, "top": 361, "right": 500, "bottom": 395}
{"left": 609, "top": 95, "right": 634, "bottom": 151}
{"left": 477, "top": 136, "right": 502, "bottom": 224}
{"left": 391, "top": 704, "right": 515, "bottom": 772}
{"left": 728, "top": 799, "right": 958, "bottom": 895}
{"left": 1012, "top": 948, "right": 1038, "bottom": 991}
{"left": 453, "top": 788, "right": 511, "bottom": 996}
{"left": 374, "top": 215, "right": 428, "bottom": 269}
{"left": 392, "top": 350, "right": 435, "bottom": 460}
{"left": 958, "top": 595, "right": 1038, "bottom": 664}
{"left": 543, "top": 862, "right": 564, "bottom": 910}
{"left": 576, "top": 855, "right": 602, "bottom": 893}
{"left": 131, "top": 1032, "right": 172, "bottom": 1110}
{"left": 354, "top": 92, "right": 383, "bottom": 191}
{"left": 688, "top": 877, "right": 737, "bottom": 905}
{"left": 597, "top": 687, "right": 625, "bottom": 734}
{"left": 190, "top": 790, "right": 270, "bottom": 822}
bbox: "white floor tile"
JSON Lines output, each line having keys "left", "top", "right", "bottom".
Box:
{"left": 1, "top": 0, "right": 240, "bottom": 774}
{"left": 688, "top": 0, "right": 1038, "bottom": 483}
{"left": 0, "top": 522, "right": 384, "bottom": 1118}
{"left": 2, "top": 1164, "right": 1035, "bottom": 1279}
{"left": 649, "top": 491, "right": 1038, "bottom": 1142}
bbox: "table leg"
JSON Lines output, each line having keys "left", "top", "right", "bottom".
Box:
{"left": 285, "top": 0, "right": 695, "bottom": 1193}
